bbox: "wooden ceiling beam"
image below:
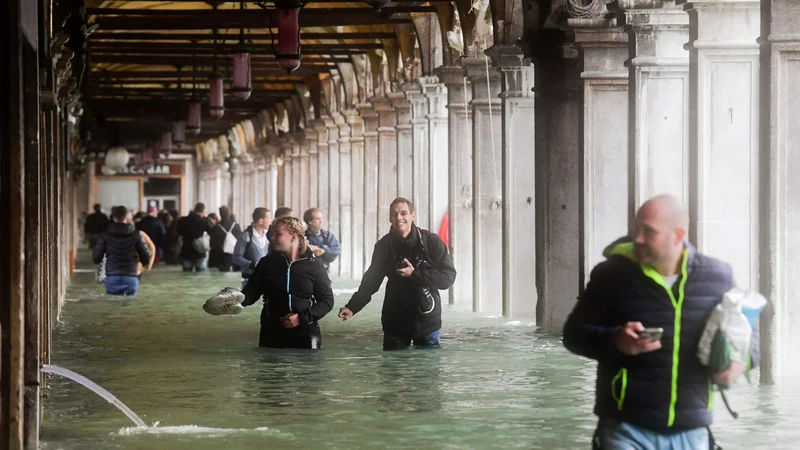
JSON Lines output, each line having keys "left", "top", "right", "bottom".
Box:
{"left": 88, "top": 55, "right": 347, "bottom": 65}
{"left": 89, "top": 69, "right": 327, "bottom": 79}
{"left": 92, "top": 12, "right": 413, "bottom": 30}
{"left": 86, "top": 6, "right": 436, "bottom": 16}
{"left": 88, "top": 42, "right": 384, "bottom": 52}
{"left": 89, "top": 32, "right": 397, "bottom": 41}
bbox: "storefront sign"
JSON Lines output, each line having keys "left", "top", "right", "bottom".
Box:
{"left": 96, "top": 161, "right": 184, "bottom": 176}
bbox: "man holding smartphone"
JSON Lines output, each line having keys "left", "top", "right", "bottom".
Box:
{"left": 338, "top": 197, "right": 456, "bottom": 350}
{"left": 563, "top": 195, "right": 735, "bottom": 449}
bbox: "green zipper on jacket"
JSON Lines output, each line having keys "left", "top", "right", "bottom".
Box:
{"left": 639, "top": 250, "right": 689, "bottom": 427}
{"left": 611, "top": 368, "right": 628, "bottom": 411}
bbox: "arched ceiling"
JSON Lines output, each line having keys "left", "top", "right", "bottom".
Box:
{"left": 81, "top": 0, "right": 448, "bottom": 152}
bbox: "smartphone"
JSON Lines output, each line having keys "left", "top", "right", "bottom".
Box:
{"left": 395, "top": 260, "right": 408, "bottom": 269}
{"left": 639, "top": 327, "right": 664, "bottom": 341}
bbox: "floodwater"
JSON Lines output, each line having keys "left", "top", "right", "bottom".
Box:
{"left": 41, "top": 250, "right": 800, "bottom": 449}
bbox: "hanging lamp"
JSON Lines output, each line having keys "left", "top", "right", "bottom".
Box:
{"left": 209, "top": 25, "right": 225, "bottom": 118}
{"left": 187, "top": 43, "right": 202, "bottom": 135}
{"left": 257, "top": 1, "right": 304, "bottom": 74}
{"left": 231, "top": 3, "right": 253, "bottom": 100}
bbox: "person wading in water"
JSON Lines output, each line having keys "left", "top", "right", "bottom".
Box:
{"left": 240, "top": 217, "right": 335, "bottom": 349}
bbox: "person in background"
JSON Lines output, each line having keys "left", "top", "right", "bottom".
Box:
{"left": 240, "top": 217, "right": 334, "bottom": 349}
{"left": 92, "top": 205, "right": 151, "bottom": 296}
{"left": 84, "top": 203, "right": 110, "bottom": 249}
{"left": 161, "top": 209, "right": 182, "bottom": 265}
{"left": 207, "top": 213, "right": 219, "bottom": 226}
{"left": 339, "top": 198, "right": 457, "bottom": 350}
{"left": 233, "top": 207, "right": 273, "bottom": 287}
{"left": 303, "top": 208, "right": 340, "bottom": 272}
{"left": 177, "top": 203, "right": 214, "bottom": 272}
{"left": 210, "top": 205, "right": 243, "bottom": 272}
{"left": 274, "top": 206, "right": 294, "bottom": 220}
{"left": 137, "top": 206, "right": 167, "bottom": 263}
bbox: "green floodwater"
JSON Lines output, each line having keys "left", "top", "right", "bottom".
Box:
{"left": 40, "top": 250, "right": 800, "bottom": 449}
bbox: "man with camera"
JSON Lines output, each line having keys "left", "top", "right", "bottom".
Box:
{"left": 563, "top": 195, "right": 736, "bottom": 449}
{"left": 339, "top": 197, "right": 456, "bottom": 350}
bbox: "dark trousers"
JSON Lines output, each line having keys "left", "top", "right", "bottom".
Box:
{"left": 383, "top": 330, "right": 441, "bottom": 351}
{"left": 259, "top": 320, "right": 322, "bottom": 349}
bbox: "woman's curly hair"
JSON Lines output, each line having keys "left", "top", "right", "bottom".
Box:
{"left": 270, "top": 216, "right": 309, "bottom": 254}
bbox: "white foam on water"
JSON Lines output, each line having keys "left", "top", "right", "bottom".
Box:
{"left": 484, "top": 315, "right": 503, "bottom": 319}
{"left": 73, "top": 269, "right": 96, "bottom": 273}
{"left": 333, "top": 288, "right": 358, "bottom": 295}
{"left": 118, "top": 423, "right": 274, "bottom": 437}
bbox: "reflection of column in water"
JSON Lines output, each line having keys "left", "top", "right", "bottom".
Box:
{"left": 375, "top": 352, "right": 444, "bottom": 414}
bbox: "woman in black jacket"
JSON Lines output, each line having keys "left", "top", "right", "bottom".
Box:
{"left": 240, "top": 217, "right": 335, "bottom": 349}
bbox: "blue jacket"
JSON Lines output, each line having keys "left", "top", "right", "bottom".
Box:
{"left": 305, "top": 228, "right": 340, "bottom": 270}
{"left": 563, "top": 238, "right": 734, "bottom": 432}
{"left": 232, "top": 225, "right": 270, "bottom": 278}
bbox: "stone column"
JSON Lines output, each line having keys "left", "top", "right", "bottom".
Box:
{"left": 678, "top": 0, "right": 760, "bottom": 292}
{"left": 291, "top": 135, "right": 302, "bottom": 213}
{"left": 315, "top": 119, "right": 330, "bottom": 216}
{"left": 281, "top": 139, "right": 293, "bottom": 207}
{"left": 534, "top": 39, "right": 582, "bottom": 332}
{"left": 299, "top": 135, "right": 311, "bottom": 213}
{"left": 372, "top": 96, "right": 398, "bottom": 237}
{"left": 569, "top": 18, "right": 630, "bottom": 285}
{"left": 327, "top": 114, "right": 342, "bottom": 276}
{"left": 761, "top": 0, "right": 800, "bottom": 381}
{"left": 393, "top": 90, "right": 414, "bottom": 199}
{"left": 464, "top": 57, "right": 503, "bottom": 314}
{"left": 492, "top": 46, "right": 537, "bottom": 318}
{"left": 407, "top": 85, "right": 430, "bottom": 228}
{"left": 358, "top": 104, "right": 380, "bottom": 266}
{"left": 268, "top": 153, "right": 279, "bottom": 212}
{"left": 346, "top": 110, "right": 366, "bottom": 277}
{"left": 338, "top": 114, "right": 353, "bottom": 278}
{"left": 305, "top": 129, "right": 319, "bottom": 210}
{"left": 623, "top": 0, "right": 690, "bottom": 217}
{"left": 436, "top": 64, "right": 473, "bottom": 306}
{"left": 421, "top": 76, "right": 449, "bottom": 238}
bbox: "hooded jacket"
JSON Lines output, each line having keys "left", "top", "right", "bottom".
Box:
{"left": 305, "top": 228, "right": 340, "bottom": 270}
{"left": 92, "top": 222, "right": 151, "bottom": 277}
{"left": 241, "top": 248, "right": 335, "bottom": 337}
{"left": 562, "top": 237, "right": 734, "bottom": 432}
{"left": 346, "top": 224, "right": 457, "bottom": 338}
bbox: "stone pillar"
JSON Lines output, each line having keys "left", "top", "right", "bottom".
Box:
{"left": 338, "top": 114, "right": 353, "bottom": 278}
{"left": 327, "top": 115, "right": 342, "bottom": 276}
{"left": 291, "top": 136, "right": 302, "bottom": 213}
{"left": 464, "top": 57, "right": 503, "bottom": 314}
{"left": 761, "top": 0, "right": 800, "bottom": 381}
{"left": 281, "top": 140, "right": 293, "bottom": 207}
{"left": 358, "top": 104, "right": 380, "bottom": 266}
{"left": 393, "top": 90, "right": 414, "bottom": 199}
{"left": 315, "top": 119, "right": 330, "bottom": 216}
{"left": 372, "top": 96, "right": 398, "bottom": 237}
{"left": 623, "top": 0, "right": 690, "bottom": 217}
{"left": 306, "top": 129, "right": 319, "bottom": 210}
{"left": 346, "top": 110, "right": 366, "bottom": 277}
{"left": 437, "top": 65, "right": 474, "bottom": 306}
{"left": 407, "top": 85, "right": 430, "bottom": 228}
{"left": 569, "top": 18, "right": 630, "bottom": 285}
{"left": 268, "top": 154, "right": 279, "bottom": 212}
{"left": 535, "top": 39, "right": 582, "bottom": 332}
{"left": 678, "top": 0, "right": 760, "bottom": 292}
{"left": 492, "top": 46, "right": 537, "bottom": 318}
{"left": 421, "top": 76, "right": 449, "bottom": 238}
{"left": 300, "top": 134, "right": 311, "bottom": 213}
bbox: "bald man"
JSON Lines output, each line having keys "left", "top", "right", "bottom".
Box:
{"left": 563, "top": 194, "right": 734, "bottom": 450}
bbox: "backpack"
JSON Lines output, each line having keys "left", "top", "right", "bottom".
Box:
{"left": 192, "top": 232, "right": 210, "bottom": 254}
{"left": 220, "top": 222, "right": 237, "bottom": 254}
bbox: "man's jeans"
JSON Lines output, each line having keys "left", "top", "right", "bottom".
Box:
{"left": 597, "top": 420, "right": 709, "bottom": 450}
{"left": 105, "top": 275, "right": 139, "bottom": 296}
{"left": 182, "top": 257, "right": 207, "bottom": 272}
{"left": 383, "top": 330, "right": 441, "bottom": 351}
